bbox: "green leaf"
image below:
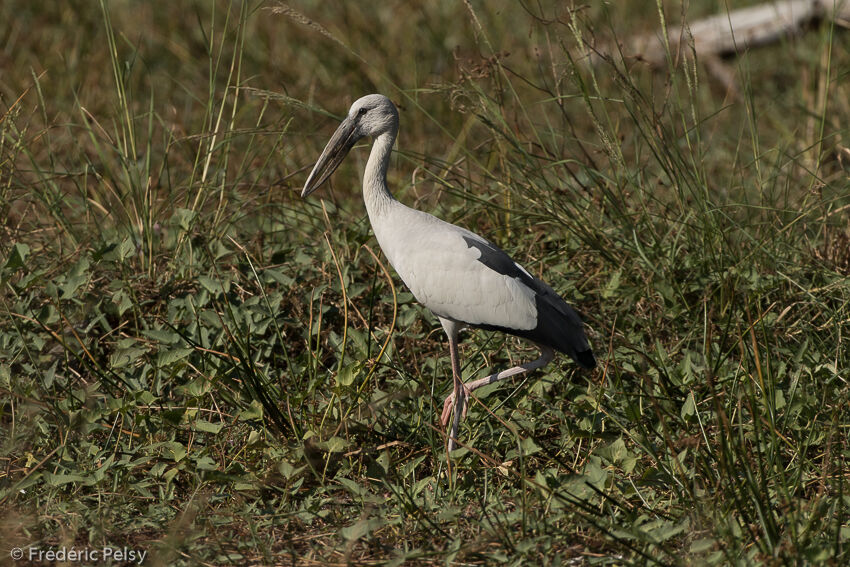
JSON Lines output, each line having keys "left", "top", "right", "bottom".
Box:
{"left": 582, "top": 457, "right": 607, "bottom": 490}
{"left": 112, "top": 289, "right": 134, "bottom": 316}
{"left": 110, "top": 346, "right": 147, "bottom": 368}
{"left": 649, "top": 518, "right": 690, "bottom": 542}
{"left": 3, "top": 242, "right": 30, "bottom": 272}
{"left": 143, "top": 328, "right": 182, "bottom": 344}
{"left": 336, "top": 362, "right": 362, "bottom": 388}
{"left": 601, "top": 268, "right": 621, "bottom": 299}
{"left": 193, "top": 419, "right": 223, "bottom": 434}
{"left": 163, "top": 442, "right": 187, "bottom": 462}
{"left": 337, "top": 477, "right": 367, "bottom": 497}
{"left": 774, "top": 389, "right": 786, "bottom": 410}
{"left": 339, "top": 517, "right": 383, "bottom": 542}
{"left": 690, "top": 538, "right": 716, "bottom": 553}
{"left": 158, "top": 347, "right": 193, "bottom": 365}
{"left": 44, "top": 472, "right": 89, "bottom": 487}
{"left": 183, "top": 377, "right": 211, "bottom": 397}
{"left": 239, "top": 400, "right": 264, "bottom": 421}
{"left": 681, "top": 391, "right": 696, "bottom": 419}
{"left": 519, "top": 436, "right": 541, "bottom": 456}
{"left": 323, "top": 436, "right": 348, "bottom": 453}
{"left": 198, "top": 274, "right": 222, "bottom": 294}
{"left": 597, "top": 438, "right": 630, "bottom": 465}
{"left": 102, "top": 237, "right": 135, "bottom": 262}
{"left": 172, "top": 207, "right": 197, "bottom": 231}
{"left": 278, "top": 460, "right": 305, "bottom": 480}
{"left": 194, "top": 456, "right": 218, "bottom": 471}
{"left": 263, "top": 268, "right": 295, "bottom": 286}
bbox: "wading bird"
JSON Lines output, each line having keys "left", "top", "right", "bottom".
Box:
{"left": 302, "top": 94, "right": 595, "bottom": 452}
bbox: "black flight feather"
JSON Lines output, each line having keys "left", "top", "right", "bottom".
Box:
{"left": 461, "top": 236, "right": 596, "bottom": 369}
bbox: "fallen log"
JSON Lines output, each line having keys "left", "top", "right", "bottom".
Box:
{"left": 604, "top": 0, "right": 849, "bottom": 67}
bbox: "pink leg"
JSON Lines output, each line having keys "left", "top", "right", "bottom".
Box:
{"left": 442, "top": 346, "right": 555, "bottom": 451}
{"left": 446, "top": 336, "right": 465, "bottom": 452}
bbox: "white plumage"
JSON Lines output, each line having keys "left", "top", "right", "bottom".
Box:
{"left": 302, "top": 94, "right": 595, "bottom": 452}
{"left": 374, "top": 209, "right": 537, "bottom": 330}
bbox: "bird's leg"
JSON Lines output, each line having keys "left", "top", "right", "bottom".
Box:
{"left": 446, "top": 335, "right": 465, "bottom": 452}
{"left": 441, "top": 346, "right": 555, "bottom": 433}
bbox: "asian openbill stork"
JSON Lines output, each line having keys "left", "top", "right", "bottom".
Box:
{"left": 302, "top": 94, "right": 595, "bottom": 452}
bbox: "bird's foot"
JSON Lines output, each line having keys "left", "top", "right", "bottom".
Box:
{"left": 440, "top": 385, "right": 471, "bottom": 428}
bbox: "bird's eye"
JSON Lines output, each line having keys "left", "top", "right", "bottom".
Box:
{"left": 358, "top": 107, "right": 368, "bottom": 116}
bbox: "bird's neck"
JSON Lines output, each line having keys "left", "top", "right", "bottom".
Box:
{"left": 362, "top": 130, "right": 397, "bottom": 218}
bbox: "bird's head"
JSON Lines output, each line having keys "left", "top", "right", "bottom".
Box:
{"left": 301, "top": 94, "right": 399, "bottom": 197}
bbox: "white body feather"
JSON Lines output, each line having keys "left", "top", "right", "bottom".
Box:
{"left": 368, "top": 200, "right": 538, "bottom": 331}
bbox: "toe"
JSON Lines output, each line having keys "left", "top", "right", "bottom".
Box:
{"left": 440, "top": 394, "right": 454, "bottom": 427}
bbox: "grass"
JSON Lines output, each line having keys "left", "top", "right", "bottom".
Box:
{"left": 1, "top": 0, "right": 849, "bottom": 564}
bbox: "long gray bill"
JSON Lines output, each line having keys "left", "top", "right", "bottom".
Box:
{"left": 301, "top": 117, "right": 360, "bottom": 197}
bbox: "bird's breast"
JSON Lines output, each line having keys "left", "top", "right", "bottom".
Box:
{"left": 369, "top": 206, "right": 538, "bottom": 331}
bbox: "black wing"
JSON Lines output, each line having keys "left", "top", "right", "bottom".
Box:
{"left": 462, "top": 236, "right": 596, "bottom": 369}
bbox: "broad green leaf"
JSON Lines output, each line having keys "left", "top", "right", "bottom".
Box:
{"left": 336, "top": 362, "right": 361, "bottom": 387}
{"left": 194, "top": 456, "right": 218, "bottom": 471}
{"left": 44, "top": 472, "right": 89, "bottom": 487}
{"left": 3, "top": 242, "right": 30, "bottom": 272}
{"left": 681, "top": 391, "right": 696, "bottom": 419}
{"left": 340, "top": 517, "right": 384, "bottom": 542}
{"left": 158, "top": 347, "right": 193, "bottom": 365}
{"left": 143, "top": 328, "right": 182, "bottom": 344}
{"left": 172, "top": 207, "right": 197, "bottom": 231}
{"left": 193, "top": 419, "right": 223, "bottom": 434}
{"left": 239, "top": 400, "right": 264, "bottom": 421}
{"left": 198, "top": 274, "right": 222, "bottom": 294}
{"left": 519, "top": 436, "right": 541, "bottom": 456}
{"left": 161, "top": 442, "right": 187, "bottom": 462}
{"left": 690, "top": 538, "right": 716, "bottom": 553}
{"left": 602, "top": 268, "right": 622, "bottom": 298}
{"left": 323, "top": 436, "right": 348, "bottom": 453}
